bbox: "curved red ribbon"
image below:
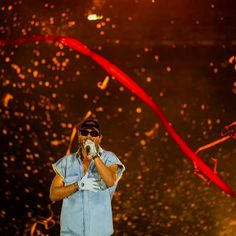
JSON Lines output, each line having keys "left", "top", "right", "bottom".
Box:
{"left": 1, "top": 35, "right": 235, "bottom": 197}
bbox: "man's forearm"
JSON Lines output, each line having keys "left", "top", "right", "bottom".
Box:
{"left": 94, "top": 157, "right": 117, "bottom": 187}
{"left": 50, "top": 183, "right": 78, "bottom": 201}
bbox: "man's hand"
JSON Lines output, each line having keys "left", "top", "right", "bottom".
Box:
{"left": 78, "top": 173, "right": 100, "bottom": 192}
{"left": 84, "top": 140, "right": 98, "bottom": 159}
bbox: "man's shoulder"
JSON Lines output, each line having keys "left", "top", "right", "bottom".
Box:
{"left": 102, "top": 149, "right": 117, "bottom": 158}
{"left": 102, "top": 149, "right": 114, "bottom": 154}
{"left": 101, "top": 149, "right": 123, "bottom": 165}
{"left": 54, "top": 152, "right": 77, "bottom": 165}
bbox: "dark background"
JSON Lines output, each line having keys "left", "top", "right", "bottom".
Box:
{"left": 0, "top": 0, "right": 236, "bottom": 235}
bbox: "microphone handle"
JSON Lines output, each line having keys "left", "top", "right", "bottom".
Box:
{"left": 85, "top": 145, "right": 90, "bottom": 154}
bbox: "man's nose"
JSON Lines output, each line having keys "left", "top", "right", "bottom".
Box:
{"left": 86, "top": 133, "right": 93, "bottom": 139}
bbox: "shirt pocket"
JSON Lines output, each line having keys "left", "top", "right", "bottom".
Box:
{"left": 64, "top": 175, "right": 79, "bottom": 186}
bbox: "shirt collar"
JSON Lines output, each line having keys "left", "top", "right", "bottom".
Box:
{"left": 98, "top": 145, "right": 104, "bottom": 156}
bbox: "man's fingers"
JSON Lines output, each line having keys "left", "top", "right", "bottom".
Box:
{"left": 91, "top": 182, "right": 100, "bottom": 189}
{"left": 91, "top": 182, "right": 100, "bottom": 188}
{"left": 84, "top": 177, "right": 101, "bottom": 191}
{"left": 87, "top": 178, "right": 98, "bottom": 183}
{"left": 93, "top": 184, "right": 100, "bottom": 188}
{"left": 91, "top": 186, "right": 100, "bottom": 192}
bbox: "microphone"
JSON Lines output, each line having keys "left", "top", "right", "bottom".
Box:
{"left": 85, "top": 145, "right": 90, "bottom": 155}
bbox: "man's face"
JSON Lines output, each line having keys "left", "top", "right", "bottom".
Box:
{"left": 78, "top": 128, "right": 102, "bottom": 149}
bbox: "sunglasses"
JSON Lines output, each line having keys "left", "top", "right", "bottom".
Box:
{"left": 80, "top": 129, "right": 100, "bottom": 137}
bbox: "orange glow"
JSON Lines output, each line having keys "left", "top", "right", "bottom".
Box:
{"left": 140, "top": 139, "right": 146, "bottom": 146}
{"left": 136, "top": 107, "right": 142, "bottom": 113}
{"left": 33, "top": 70, "right": 38, "bottom": 78}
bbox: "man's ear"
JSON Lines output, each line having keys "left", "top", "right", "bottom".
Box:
{"left": 99, "top": 134, "right": 103, "bottom": 143}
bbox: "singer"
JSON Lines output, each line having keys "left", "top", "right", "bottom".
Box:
{"left": 49, "top": 119, "right": 125, "bottom": 236}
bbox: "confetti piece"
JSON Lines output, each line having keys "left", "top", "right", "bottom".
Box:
{"left": 87, "top": 14, "right": 103, "bottom": 21}
{"left": 97, "top": 76, "right": 109, "bottom": 90}
{"left": 144, "top": 123, "right": 159, "bottom": 138}
{"left": 2, "top": 93, "right": 14, "bottom": 107}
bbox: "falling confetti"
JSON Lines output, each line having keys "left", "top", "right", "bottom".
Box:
{"left": 144, "top": 123, "right": 159, "bottom": 138}
{"left": 97, "top": 75, "right": 110, "bottom": 90}
{"left": 2, "top": 93, "right": 14, "bottom": 107}
{"left": 194, "top": 122, "right": 236, "bottom": 184}
{"left": 1, "top": 35, "right": 235, "bottom": 197}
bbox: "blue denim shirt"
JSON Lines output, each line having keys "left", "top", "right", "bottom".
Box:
{"left": 52, "top": 146, "right": 125, "bottom": 236}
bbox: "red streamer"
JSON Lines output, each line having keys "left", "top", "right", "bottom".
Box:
{"left": 1, "top": 35, "right": 235, "bottom": 197}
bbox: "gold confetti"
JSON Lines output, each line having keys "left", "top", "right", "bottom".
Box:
{"left": 144, "top": 123, "right": 159, "bottom": 138}
{"left": 2, "top": 93, "right": 14, "bottom": 107}
{"left": 97, "top": 76, "right": 110, "bottom": 90}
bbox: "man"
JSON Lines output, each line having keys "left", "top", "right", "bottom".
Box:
{"left": 49, "top": 119, "right": 125, "bottom": 236}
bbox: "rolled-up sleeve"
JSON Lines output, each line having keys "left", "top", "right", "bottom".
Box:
{"left": 105, "top": 152, "right": 125, "bottom": 186}
{"left": 52, "top": 157, "right": 66, "bottom": 181}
